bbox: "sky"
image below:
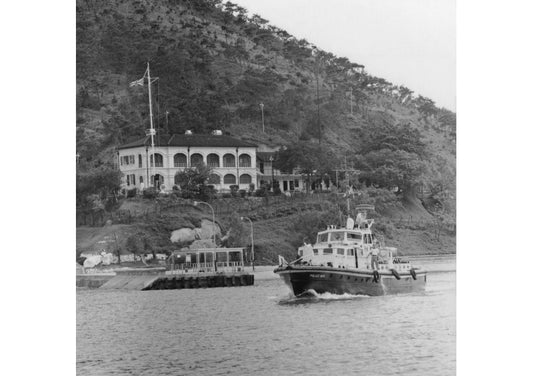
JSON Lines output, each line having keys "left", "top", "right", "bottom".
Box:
{"left": 234, "top": 0, "right": 456, "bottom": 111}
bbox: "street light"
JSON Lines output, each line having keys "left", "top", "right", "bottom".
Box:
{"left": 193, "top": 201, "right": 216, "bottom": 246}
{"left": 259, "top": 103, "right": 265, "bottom": 133}
{"left": 269, "top": 155, "right": 275, "bottom": 192}
{"left": 241, "top": 216, "right": 254, "bottom": 271}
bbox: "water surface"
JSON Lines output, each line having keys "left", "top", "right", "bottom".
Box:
{"left": 77, "top": 257, "right": 455, "bottom": 375}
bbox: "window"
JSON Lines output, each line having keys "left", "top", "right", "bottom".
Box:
{"left": 150, "top": 153, "right": 163, "bottom": 167}
{"left": 313, "top": 249, "right": 319, "bottom": 255}
{"left": 337, "top": 248, "right": 345, "bottom": 255}
{"left": 347, "top": 249, "right": 355, "bottom": 256}
{"left": 323, "top": 248, "right": 333, "bottom": 254}
{"left": 223, "top": 174, "right": 236, "bottom": 184}
{"left": 139, "top": 176, "right": 143, "bottom": 183}
{"left": 138, "top": 154, "right": 142, "bottom": 168}
{"left": 317, "top": 233, "right": 328, "bottom": 243}
{"left": 259, "top": 162, "right": 264, "bottom": 173}
{"left": 239, "top": 154, "right": 251, "bottom": 167}
{"left": 207, "top": 154, "right": 220, "bottom": 168}
{"left": 240, "top": 174, "right": 252, "bottom": 184}
{"left": 208, "top": 174, "right": 221, "bottom": 184}
{"left": 174, "top": 153, "right": 187, "bottom": 167}
{"left": 126, "top": 174, "right": 135, "bottom": 186}
{"left": 295, "top": 180, "right": 299, "bottom": 188}
{"left": 223, "top": 154, "right": 235, "bottom": 167}
{"left": 347, "top": 233, "right": 362, "bottom": 241}
{"left": 330, "top": 232, "right": 345, "bottom": 242}
{"left": 120, "top": 156, "right": 134, "bottom": 166}
{"left": 190, "top": 153, "right": 203, "bottom": 167}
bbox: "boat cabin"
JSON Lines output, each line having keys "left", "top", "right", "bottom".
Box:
{"left": 296, "top": 216, "right": 408, "bottom": 271}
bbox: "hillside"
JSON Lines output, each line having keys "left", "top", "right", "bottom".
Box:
{"left": 76, "top": 0, "right": 456, "bottom": 259}
{"left": 76, "top": 195, "right": 455, "bottom": 262}
{"left": 76, "top": 0, "right": 455, "bottom": 165}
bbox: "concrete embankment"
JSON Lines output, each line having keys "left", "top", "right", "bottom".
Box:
{"left": 77, "top": 273, "right": 115, "bottom": 288}
{"left": 78, "top": 267, "right": 255, "bottom": 290}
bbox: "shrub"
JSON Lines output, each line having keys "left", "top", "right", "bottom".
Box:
{"left": 248, "top": 183, "right": 255, "bottom": 193}
{"left": 238, "top": 189, "right": 247, "bottom": 198}
{"left": 199, "top": 185, "right": 217, "bottom": 201}
{"left": 143, "top": 187, "right": 159, "bottom": 199}
{"left": 126, "top": 188, "right": 137, "bottom": 198}
{"left": 230, "top": 185, "right": 239, "bottom": 197}
{"left": 254, "top": 187, "right": 267, "bottom": 197}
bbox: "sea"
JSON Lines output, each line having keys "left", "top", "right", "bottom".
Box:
{"left": 77, "top": 255, "right": 455, "bottom": 376}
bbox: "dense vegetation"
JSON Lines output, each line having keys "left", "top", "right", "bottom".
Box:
{"left": 76, "top": 0, "right": 456, "bottom": 232}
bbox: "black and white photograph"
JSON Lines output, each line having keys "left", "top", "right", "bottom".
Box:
{"left": 73, "top": 0, "right": 456, "bottom": 375}
{"left": 6, "top": 0, "right": 533, "bottom": 375}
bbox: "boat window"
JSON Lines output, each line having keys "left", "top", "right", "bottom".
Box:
{"left": 347, "top": 233, "right": 362, "bottom": 241}
{"left": 323, "top": 248, "right": 333, "bottom": 254}
{"left": 336, "top": 248, "right": 345, "bottom": 255}
{"left": 313, "top": 249, "right": 319, "bottom": 255}
{"left": 317, "top": 233, "right": 328, "bottom": 243}
{"left": 347, "top": 249, "right": 354, "bottom": 256}
{"left": 330, "top": 232, "right": 345, "bottom": 242}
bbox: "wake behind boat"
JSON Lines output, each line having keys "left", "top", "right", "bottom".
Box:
{"left": 274, "top": 205, "right": 426, "bottom": 296}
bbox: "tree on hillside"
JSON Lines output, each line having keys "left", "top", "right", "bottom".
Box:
{"left": 274, "top": 142, "right": 338, "bottom": 190}
{"left": 76, "top": 166, "right": 122, "bottom": 209}
{"left": 174, "top": 163, "right": 215, "bottom": 199}
{"left": 359, "top": 122, "right": 427, "bottom": 157}
{"left": 358, "top": 149, "right": 427, "bottom": 194}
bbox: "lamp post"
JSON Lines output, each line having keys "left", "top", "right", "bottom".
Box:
{"left": 193, "top": 201, "right": 216, "bottom": 247}
{"left": 269, "top": 155, "right": 275, "bottom": 192}
{"left": 241, "top": 216, "right": 254, "bottom": 271}
{"left": 259, "top": 103, "right": 265, "bottom": 133}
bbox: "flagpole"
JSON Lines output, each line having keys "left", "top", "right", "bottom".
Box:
{"left": 147, "top": 62, "right": 156, "bottom": 187}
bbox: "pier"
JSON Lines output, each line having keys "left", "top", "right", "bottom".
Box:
{"left": 78, "top": 248, "right": 255, "bottom": 290}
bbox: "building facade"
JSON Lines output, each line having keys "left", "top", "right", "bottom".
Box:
{"left": 256, "top": 151, "right": 306, "bottom": 193}
{"left": 117, "top": 132, "right": 258, "bottom": 192}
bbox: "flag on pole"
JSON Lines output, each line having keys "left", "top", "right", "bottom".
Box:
{"left": 129, "top": 77, "right": 144, "bottom": 87}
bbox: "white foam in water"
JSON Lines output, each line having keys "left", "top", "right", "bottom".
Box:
{"left": 300, "top": 289, "right": 370, "bottom": 300}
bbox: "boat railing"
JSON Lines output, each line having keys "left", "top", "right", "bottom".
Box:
{"left": 167, "top": 261, "right": 244, "bottom": 275}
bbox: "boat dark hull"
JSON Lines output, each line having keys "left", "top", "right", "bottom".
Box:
{"left": 274, "top": 266, "right": 426, "bottom": 296}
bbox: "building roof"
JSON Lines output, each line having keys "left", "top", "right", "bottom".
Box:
{"left": 118, "top": 134, "right": 257, "bottom": 150}
{"left": 256, "top": 151, "right": 276, "bottom": 161}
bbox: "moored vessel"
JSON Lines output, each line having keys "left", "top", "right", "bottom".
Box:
{"left": 274, "top": 205, "right": 426, "bottom": 296}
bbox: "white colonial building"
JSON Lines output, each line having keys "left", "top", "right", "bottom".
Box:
{"left": 117, "top": 131, "right": 258, "bottom": 192}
